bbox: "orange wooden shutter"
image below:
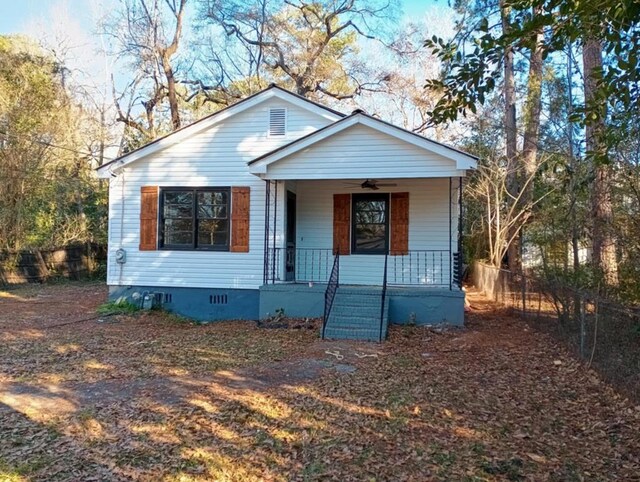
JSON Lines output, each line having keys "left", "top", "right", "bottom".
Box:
{"left": 231, "top": 186, "right": 250, "bottom": 252}
{"left": 333, "top": 194, "right": 351, "bottom": 255}
{"left": 139, "top": 186, "right": 158, "bottom": 251}
{"left": 390, "top": 192, "right": 409, "bottom": 255}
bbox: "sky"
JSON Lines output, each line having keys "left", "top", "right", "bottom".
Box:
{"left": 0, "top": 0, "right": 455, "bottom": 92}
{"left": 0, "top": 0, "right": 112, "bottom": 35}
{"left": 0, "top": 0, "right": 453, "bottom": 36}
{"left": 0, "top": 0, "right": 456, "bottom": 133}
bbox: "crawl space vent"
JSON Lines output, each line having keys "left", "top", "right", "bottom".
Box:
{"left": 269, "top": 108, "right": 286, "bottom": 136}
{"left": 210, "top": 294, "right": 228, "bottom": 305}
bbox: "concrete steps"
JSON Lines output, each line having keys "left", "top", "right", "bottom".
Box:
{"left": 322, "top": 287, "right": 389, "bottom": 342}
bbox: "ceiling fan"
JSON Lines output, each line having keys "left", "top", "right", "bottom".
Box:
{"left": 343, "top": 179, "right": 398, "bottom": 190}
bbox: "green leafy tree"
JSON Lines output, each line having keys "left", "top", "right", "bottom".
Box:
{"left": 0, "top": 35, "right": 106, "bottom": 250}
{"left": 426, "top": 0, "right": 640, "bottom": 287}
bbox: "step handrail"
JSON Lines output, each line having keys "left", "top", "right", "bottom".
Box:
{"left": 379, "top": 251, "right": 389, "bottom": 342}
{"left": 322, "top": 252, "right": 340, "bottom": 339}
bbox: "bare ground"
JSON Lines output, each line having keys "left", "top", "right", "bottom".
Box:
{"left": 0, "top": 282, "right": 638, "bottom": 481}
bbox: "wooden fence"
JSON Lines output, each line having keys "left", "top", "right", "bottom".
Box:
{"left": 0, "top": 244, "right": 106, "bottom": 285}
{"left": 471, "top": 261, "right": 520, "bottom": 303}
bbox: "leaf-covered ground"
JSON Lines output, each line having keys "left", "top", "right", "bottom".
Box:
{"left": 0, "top": 282, "right": 638, "bottom": 481}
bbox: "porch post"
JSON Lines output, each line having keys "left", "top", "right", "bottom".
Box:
{"left": 458, "top": 177, "right": 463, "bottom": 288}
{"left": 449, "top": 177, "right": 452, "bottom": 290}
{"left": 263, "top": 179, "right": 271, "bottom": 284}
{"left": 271, "top": 180, "right": 278, "bottom": 283}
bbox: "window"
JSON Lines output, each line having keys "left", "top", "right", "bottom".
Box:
{"left": 268, "top": 108, "right": 286, "bottom": 136}
{"left": 160, "top": 188, "right": 229, "bottom": 250}
{"left": 352, "top": 193, "right": 389, "bottom": 254}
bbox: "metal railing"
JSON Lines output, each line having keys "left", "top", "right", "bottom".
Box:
{"left": 265, "top": 248, "right": 334, "bottom": 283}
{"left": 265, "top": 247, "right": 460, "bottom": 289}
{"left": 379, "top": 252, "right": 389, "bottom": 341}
{"left": 386, "top": 250, "right": 452, "bottom": 287}
{"left": 322, "top": 253, "right": 340, "bottom": 339}
{"left": 452, "top": 252, "right": 463, "bottom": 288}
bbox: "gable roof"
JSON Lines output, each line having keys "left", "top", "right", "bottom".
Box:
{"left": 96, "top": 84, "right": 345, "bottom": 177}
{"left": 248, "top": 110, "right": 478, "bottom": 174}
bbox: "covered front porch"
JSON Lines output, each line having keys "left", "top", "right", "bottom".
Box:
{"left": 247, "top": 112, "right": 475, "bottom": 337}
{"left": 257, "top": 177, "right": 465, "bottom": 330}
{"left": 260, "top": 177, "right": 463, "bottom": 288}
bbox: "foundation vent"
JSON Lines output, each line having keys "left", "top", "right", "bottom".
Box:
{"left": 210, "top": 294, "right": 228, "bottom": 305}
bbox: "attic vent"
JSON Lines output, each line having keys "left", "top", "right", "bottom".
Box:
{"left": 269, "top": 108, "right": 286, "bottom": 137}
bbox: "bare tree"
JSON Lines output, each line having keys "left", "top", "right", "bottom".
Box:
{"left": 105, "top": 0, "right": 188, "bottom": 140}
{"left": 468, "top": 155, "right": 554, "bottom": 268}
{"left": 197, "top": 0, "right": 398, "bottom": 101}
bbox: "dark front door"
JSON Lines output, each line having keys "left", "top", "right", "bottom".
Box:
{"left": 286, "top": 191, "right": 297, "bottom": 281}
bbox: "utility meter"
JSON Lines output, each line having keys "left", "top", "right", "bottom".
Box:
{"left": 115, "top": 248, "right": 126, "bottom": 264}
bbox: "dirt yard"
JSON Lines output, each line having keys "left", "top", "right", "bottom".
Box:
{"left": 0, "top": 282, "right": 638, "bottom": 481}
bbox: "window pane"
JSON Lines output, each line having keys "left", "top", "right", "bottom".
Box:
{"left": 165, "top": 191, "right": 193, "bottom": 206}
{"left": 198, "top": 204, "right": 227, "bottom": 219}
{"left": 164, "top": 218, "right": 193, "bottom": 246}
{"left": 353, "top": 195, "right": 388, "bottom": 253}
{"left": 164, "top": 191, "right": 193, "bottom": 218}
{"left": 198, "top": 191, "right": 227, "bottom": 205}
{"left": 355, "top": 209, "right": 385, "bottom": 224}
{"left": 165, "top": 203, "right": 193, "bottom": 218}
{"left": 355, "top": 224, "right": 386, "bottom": 251}
{"left": 198, "top": 219, "right": 229, "bottom": 247}
{"left": 197, "top": 190, "right": 228, "bottom": 220}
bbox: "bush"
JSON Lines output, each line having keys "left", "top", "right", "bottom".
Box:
{"left": 97, "top": 300, "right": 139, "bottom": 316}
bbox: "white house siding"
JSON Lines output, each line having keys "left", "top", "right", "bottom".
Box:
{"left": 287, "top": 178, "right": 461, "bottom": 286}
{"left": 106, "top": 98, "right": 332, "bottom": 289}
{"left": 263, "top": 124, "right": 466, "bottom": 180}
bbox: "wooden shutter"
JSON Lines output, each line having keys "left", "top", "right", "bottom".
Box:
{"left": 333, "top": 194, "right": 351, "bottom": 255}
{"left": 231, "top": 187, "right": 250, "bottom": 252}
{"left": 139, "top": 186, "right": 158, "bottom": 251}
{"left": 390, "top": 192, "right": 409, "bottom": 255}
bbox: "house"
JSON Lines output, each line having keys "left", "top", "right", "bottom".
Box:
{"left": 96, "top": 85, "right": 477, "bottom": 341}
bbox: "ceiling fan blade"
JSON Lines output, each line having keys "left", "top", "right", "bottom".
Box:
{"left": 376, "top": 183, "right": 398, "bottom": 187}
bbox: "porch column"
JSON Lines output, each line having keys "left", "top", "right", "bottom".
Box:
{"left": 262, "top": 179, "right": 279, "bottom": 284}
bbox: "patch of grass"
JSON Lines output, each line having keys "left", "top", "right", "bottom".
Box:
{"left": 302, "top": 460, "right": 325, "bottom": 480}
{"left": 97, "top": 300, "right": 140, "bottom": 315}
{"left": 0, "top": 455, "right": 57, "bottom": 478}
{"left": 0, "top": 458, "right": 25, "bottom": 482}
{"left": 481, "top": 457, "right": 525, "bottom": 481}
{"left": 77, "top": 408, "right": 97, "bottom": 422}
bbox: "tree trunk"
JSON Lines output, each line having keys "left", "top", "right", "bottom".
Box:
{"left": 521, "top": 6, "right": 543, "bottom": 207}
{"left": 501, "top": 0, "right": 520, "bottom": 271}
{"left": 515, "top": 6, "right": 544, "bottom": 272}
{"left": 163, "top": 57, "right": 181, "bottom": 131}
{"left": 583, "top": 37, "right": 618, "bottom": 286}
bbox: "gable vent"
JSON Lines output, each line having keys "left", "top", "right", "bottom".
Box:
{"left": 269, "top": 108, "right": 286, "bottom": 137}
